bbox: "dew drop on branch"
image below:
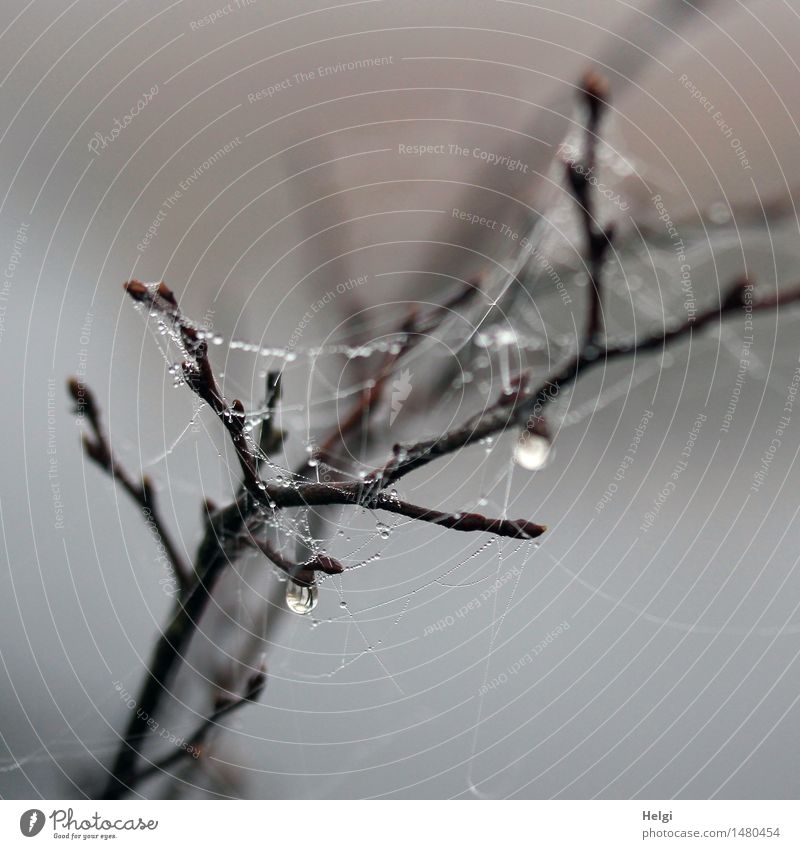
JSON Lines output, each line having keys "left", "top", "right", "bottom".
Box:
{"left": 285, "top": 581, "right": 318, "bottom": 615}
{"left": 513, "top": 432, "right": 552, "bottom": 470}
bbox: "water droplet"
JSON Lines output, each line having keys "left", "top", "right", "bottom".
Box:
{"left": 514, "top": 432, "right": 551, "bottom": 471}
{"left": 285, "top": 581, "right": 318, "bottom": 615}
{"left": 339, "top": 600, "right": 348, "bottom": 609}
{"left": 708, "top": 201, "right": 731, "bottom": 225}
{"left": 211, "top": 335, "right": 224, "bottom": 346}
{"left": 376, "top": 522, "right": 391, "bottom": 540}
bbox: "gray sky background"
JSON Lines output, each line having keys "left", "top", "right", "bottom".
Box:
{"left": 2, "top": 0, "right": 800, "bottom": 799}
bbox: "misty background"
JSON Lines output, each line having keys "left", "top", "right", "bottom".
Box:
{"left": 2, "top": 0, "right": 800, "bottom": 799}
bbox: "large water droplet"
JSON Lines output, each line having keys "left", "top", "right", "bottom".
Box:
{"left": 285, "top": 581, "right": 318, "bottom": 615}
{"left": 513, "top": 432, "right": 551, "bottom": 470}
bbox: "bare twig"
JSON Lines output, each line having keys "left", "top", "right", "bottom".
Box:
{"left": 303, "top": 277, "right": 483, "bottom": 474}
{"left": 97, "top": 278, "right": 513, "bottom": 799}
{"left": 245, "top": 532, "right": 344, "bottom": 586}
{"left": 93, "top": 73, "right": 800, "bottom": 803}
{"left": 68, "top": 379, "right": 192, "bottom": 592}
{"left": 130, "top": 662, "right": 267, "bottom": 786}
{"left": 563, "top": 71, "right": 615, "bottom": 348}
{"left": 123, "top": 280, "right": 542, "bottom": 541}
{"left": 101, "top": 495, "right": 249, "bottom": 799}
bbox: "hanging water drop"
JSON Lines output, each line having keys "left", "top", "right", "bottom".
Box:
{"left": 285, "top": 581, "right": 318, "bottom": 615}
{"left": 514, "top": 431, "right": 551, "bottom": 470}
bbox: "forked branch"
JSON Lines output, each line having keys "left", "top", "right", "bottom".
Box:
{"left": 83, "top": 72, "right": 800, "bottom": 801}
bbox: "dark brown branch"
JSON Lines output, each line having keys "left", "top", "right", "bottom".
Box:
{"left": 130, "top": 662, "right": 267, "bottom": 786}
{"left": 378, "top": 500, "right": 546, "bottom": 539}
{"left": 126, "top": 282, "right": 261, "bottom": 491}
{"left": 68, "top": 378, "right": 192, "bottom": 593}
{"left": 124, "top": 280, "right": 537, "bottom": 541}
{"left": 102, "top": 279, "right": 499, "bottom": 799}
{"left": 257, "top": 371, "right": 284, "bottom": 459}
{"left": 306, "top": 277, "right": 483, "bottom": 473}
{"left": 101, "top": 75, "right": 800, "bottom": 804}
{"left": 102, "top": 496, "right": 250, "bottom": 799}
{"left": 246, "top": 533, "right": 344, "bottom": 586}
{"left": 563, "top": 71, "right": 614, "bottom": 348}
{"left": 524, "top": 276, "right": 800, "bottom": 419}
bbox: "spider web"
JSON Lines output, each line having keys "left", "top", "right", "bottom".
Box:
{"left": 108, "top": 116, "right": 800, "bottom": 799}
{"left": 7, "top": 113, "right": 796, "bottom": 799}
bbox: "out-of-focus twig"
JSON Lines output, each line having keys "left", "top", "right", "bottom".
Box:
{"left": 131, "top": 662, "right": 267, "bottom": 786}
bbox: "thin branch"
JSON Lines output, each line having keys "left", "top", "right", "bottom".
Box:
{"left": 305, "top": 277, "right": 483, "bottom": 473}
{"left": 378, "top": 499, "right": 546, "bottom": 539}
{"left": 246, "top": 532, "right": 344, "bottom": 586}
{"left": 123, "top": 280, "right": 541, "bottom": 541}
{"left": 524, "top": 276, "right": 800, "bottom": 418}
{"left": 101, "top": 495, "right": 250, "bottom": 799}
{"left": 130, "top": 662, "right": 267, "bottom": 786}
{"left": 257, "top": 371, "right": 284, "bottom": 459}
{"left": 68, "top": 379, "right": 192, "bottom": 593}
{"left": 563, "top": 71, "right": 615, "bottom": 348}
{"left": 99, "top": 74, "right": 800, "bottom": 803}
{"left": 101, "top": 279, "right": 500, "bottom": 799}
